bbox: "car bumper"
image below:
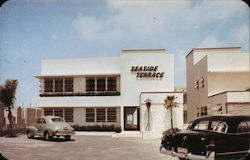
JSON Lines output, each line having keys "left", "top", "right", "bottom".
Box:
{"left": 53, "top": 131, "right": 75, "bottom": 136}
{"left": 160, "top": 147, "right": 215, "bottom": 160}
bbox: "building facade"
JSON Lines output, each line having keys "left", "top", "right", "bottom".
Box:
{"left": 186, "top": 47, "right": 250, "bottom": 122}
{"left": 32, "top": 49, "right": 183, "bottom": 139}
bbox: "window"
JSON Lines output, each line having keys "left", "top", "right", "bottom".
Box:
{"left": 86, "top": 78, "right": 95, "bottom": 91}
{"left": 96, "top": 108, "right": 105, "bottom": 122}
{"left": 200, "top": 106, "right": 207, "bottom": 116}
{"left": 64, "top": 78, "right": 73, "bottom": 92}
{"left": 107, "top": 108, "right": 116, "bottom": 122}
{"left": 85, "top": 107, "right": 117, "bottom": 123}
{"left": 44, "top": 79, "right": 53, "bottom": 92}
{"left": 213, "top": 121, "right": 228, "bottom": 133}
{"left": 44, "top": 108, "right": 53, "bottom": 116}
{"left": 55, "top": 78, "right": 63, "bottom": 92}
{"left": 86, "top": 108, "right": 95, "bottom": 122}
{"left": 237, "top": 121, "right": 250, "bottom": 133}
{"left": 108, "top": 77, "right": 117, "bottom": 91}
{"left": 52, "top": 118, "right": 64, "bottom": 122}
{"left": 97, "top": 78, "right": 106, "bottom": 91}
{"left": 194, "top": 120, "right": 209, "bottom": 130}
{"left": 43, "top": 78, "right": 73, "bottom": 93}
{"left": 54, "top": 108, "right": 63, "bottom": 118}
{"left": 64, "top": 108, "right": 73, "bottom": 122}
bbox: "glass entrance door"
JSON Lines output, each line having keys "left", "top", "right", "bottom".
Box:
{"left": 124, "top": 107, "right": 140, "bottom": 130}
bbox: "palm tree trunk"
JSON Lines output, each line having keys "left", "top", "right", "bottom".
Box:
{"left": 7, "top": 106, "right": 14, "bottom": 136}
{"left": 170, "top": 107, "right": 173, "bottom": 130}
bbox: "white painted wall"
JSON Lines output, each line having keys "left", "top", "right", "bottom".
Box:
{"left": 140, "top": 92, "right": 183, "bottom": 139}
{"left": 121, "top": 50, "right": 174, "bottom": 106}
{"left": 207, "top": 54, "right": 250, "bottom": 72}
{"left": 41, "top": 57, "right": 121, "bottom": 76}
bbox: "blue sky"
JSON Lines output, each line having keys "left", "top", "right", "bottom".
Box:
{"left": 0, "top": 0, "right": 249, "bottom": 107}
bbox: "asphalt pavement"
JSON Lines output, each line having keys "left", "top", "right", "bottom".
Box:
{"left": 0, "top": 134, "right": 177, "bottom": 160}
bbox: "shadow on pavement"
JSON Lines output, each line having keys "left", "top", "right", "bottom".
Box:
{"left": 29, "top": 136, "right": 75, "bottom": 142}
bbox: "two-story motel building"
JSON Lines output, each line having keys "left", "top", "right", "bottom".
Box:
{"left": 32, "top": 49, "right": 183, "bottom": 139}
{"left": 186, "top": 47, "right": 250, "bottom": 122}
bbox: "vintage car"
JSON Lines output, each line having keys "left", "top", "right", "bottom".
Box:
{"left": 26, "top": 116, "right": 75, "bottom": 141}
{"left": 160, "top": 115, "right": 250, "bottom": 160}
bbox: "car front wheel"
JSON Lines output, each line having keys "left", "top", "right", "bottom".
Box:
{"left": 44, "top": 131, "right": 51, "bottom": 141}
{"left": 64, "top": 135, "right": 71, "bottom": 141}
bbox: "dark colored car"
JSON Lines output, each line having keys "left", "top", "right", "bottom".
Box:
{"left": 160, "top": 115, "right": 250, "bottom": 160}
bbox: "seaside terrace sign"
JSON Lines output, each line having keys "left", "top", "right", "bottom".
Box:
{"left": 130, "top": 66, "right": 165, "bottom": 79}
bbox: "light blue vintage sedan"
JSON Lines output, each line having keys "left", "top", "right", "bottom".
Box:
{"left": 26, "top": 116, "right": 75, "bottom": 141}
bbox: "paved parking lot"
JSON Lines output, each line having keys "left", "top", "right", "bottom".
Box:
{"left": 0, "top": 134, "right": 177, "bottom": 160}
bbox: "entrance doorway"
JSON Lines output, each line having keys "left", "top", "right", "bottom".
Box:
{"left": 124, "top": 107, "right": 140, "bottom": 130}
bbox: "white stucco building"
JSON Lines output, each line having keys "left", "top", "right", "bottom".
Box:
{"left": 32, "top": 49, "right": 183, "bottom": 139}
{"left": 186, "top": 47, "right": 250, "bottom": 122}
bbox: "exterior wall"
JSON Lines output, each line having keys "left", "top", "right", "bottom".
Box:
{"left": 121, "top": 50, "right": 174, "bottom": 106}
{"left": 207, "top": 53, "right": 250, "bottom": 72}
{"left": 186, "top": 47, "right": 250, "bottom": 122}
{"left": 208, "top": 72, "right": 249, "bottom": 96}
{"left": 208, "top": 91, "right": 250, "bottom": 115}
{"left": 186, "top": 52, "right": 208, "bottom": 122}
{"left": 140, "top": 92, "right": 183, "bottom": 139}
{"left": 41, "top": 57, "right": 121, "bottom": 76}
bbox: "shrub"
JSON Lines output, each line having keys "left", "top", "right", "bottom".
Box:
{"left": 114, "top": 125, "right": 122, "bottom": 133}
{"left": 72, "top": 124, "right": 115, "bottom": 132}
{"left": 162, "top": 128, "right": 181, "bottom": 141}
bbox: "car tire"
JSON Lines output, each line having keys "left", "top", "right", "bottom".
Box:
{"left": 44, "top": 131, "right": 51, "bottom": 141}
{"left": 64, "top": 135, "right": 71, "bottom": 141}
{"left": 27, "top": 130, "right": 34, "bottom": 139}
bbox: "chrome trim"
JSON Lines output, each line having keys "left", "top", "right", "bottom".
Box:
{"left": 216, "top": 150, "right": 249, "bottom": 156}
{"left": 160, "top": 147, "right": 215, "bottom": 160}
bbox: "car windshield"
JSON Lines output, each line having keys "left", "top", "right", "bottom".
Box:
{"left": 51, "top": 118, "right": 64, "bottom": 122}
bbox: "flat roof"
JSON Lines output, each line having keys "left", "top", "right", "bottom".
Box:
{"left": 122, "top": 49, "right": 166, "bottom": 54}
{"left": 185, "top": 47, "right": 241, "bottom": 58}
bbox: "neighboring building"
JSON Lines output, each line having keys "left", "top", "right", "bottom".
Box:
{"left": 186, "top": 47, "right": 250, "bottom": 122}
{"left": 32, "top": 49, "right": 183, "bottom": 139}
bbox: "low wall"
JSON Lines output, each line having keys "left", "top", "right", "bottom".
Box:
{"left": 0, "top": 106, "right": 42, "bottom": 133}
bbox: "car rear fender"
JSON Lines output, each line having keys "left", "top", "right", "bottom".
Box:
{"left": 26, "top": 126, "right": 38, "bottom": 135}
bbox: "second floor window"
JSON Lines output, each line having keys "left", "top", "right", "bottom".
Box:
{"left": 86, "top": 76, "right": 118, "bottom": 93}
{"left": 43, "top": 78, "right": 73, "bottom": 93}
{"left": 97, "top": 78, "right": 105, "bottom": 91}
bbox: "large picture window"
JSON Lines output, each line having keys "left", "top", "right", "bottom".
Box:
{"left": 107, "top": 108, "right": 116, "bottom": 122}
{"left": 96, "top": 108, "right": 105, "bottom": 122}
{"left": 86, "top": 78, "right": 95, "bottom": 91}
{"left": 44, "top": 79, "right": 53, "bottom": 92}
{"left": 64, "top": 108, "right": 73, "bottom": 122}
{"left": 44, "top": 108, "right": 73, "bottom": 122}
{"left": 64, "top": 78, "right": 73, "bottom": 92}
{"left": 85, "top": 76, "right": 118, "bottom": 94}
{"left": 86, "top": 107, "right": 117, "bottom": 123}
{"left": 86, "top": 108, "right": 95, "bottom": 122}
{"left": 97, "top": 78, "right": 106, "bottom": 91}
{"left": 54, "top": 108, "right": 63, "bottom": 118}
{"left": 43, "top": 77, "right": 73, "bottom": 93}
{"left": 108, "top": 77, "right": 117, "bottom": 91}
{"left": 55, "top": 78, "right": 63, "bottom": 92}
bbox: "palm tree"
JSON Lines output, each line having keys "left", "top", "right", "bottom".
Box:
{"left": 0, "top": 79, "right": 18, "bottom": 136}
{"left": 164, "top": 96, "right": 178, "bottom": 130}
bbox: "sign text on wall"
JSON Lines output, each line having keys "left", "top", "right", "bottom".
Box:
{"left": 130, "top": 66, "right": 164, "bottom": 79}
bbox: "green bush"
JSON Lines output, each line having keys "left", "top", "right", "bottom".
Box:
{"left": 72, "top": 124, "right": 115, "bottom": 131}
{"left": 114, "top": 125, "right": 122, "bottom": 133}
{"left": 162, "top": 128, "right": 181, "bottom": 141}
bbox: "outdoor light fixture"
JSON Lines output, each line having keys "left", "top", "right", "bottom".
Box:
{"left": 145, "top": 97, "right": 152, "bottom": 131}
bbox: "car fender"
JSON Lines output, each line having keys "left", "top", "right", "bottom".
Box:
{"left": 26, "top": 126, "right": 38, "bottom": 135}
